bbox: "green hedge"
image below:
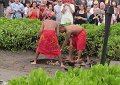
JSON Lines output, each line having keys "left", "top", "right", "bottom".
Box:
{"left": 0, "top": 18, "right": 120, "bottom": 60}
{"left": 0, "top": 18, "right": 41, "bottom": 50}
{"left": 7, "top": 64, "right": 120, "bottom": 85}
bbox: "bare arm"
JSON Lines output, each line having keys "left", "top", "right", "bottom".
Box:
{"left": 39, "top": 22, "right": 44, "bottom": 36}
{"left": 61, "top": 32, "right": 71, "bottom": 50}
{"left": 61, "top": 5, "right": 66, "bottom": 14}
{"left": 68, "top": 4, "right": 74, "bottom": 14}
{"left": 81, "top": 17, "right": 87, "bottom": 21}
{"left": 28, "top": 8, "right": 32, "bottom": 17}
{"left": 37, "top": 9, "right": 40, "bottom": 18}
{"left": 56, "top": 23, "right": 59, "bottom": 37}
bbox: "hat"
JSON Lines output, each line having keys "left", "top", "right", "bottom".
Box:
{"left": 94, "top": 1, "right": 98, "bottom": 4}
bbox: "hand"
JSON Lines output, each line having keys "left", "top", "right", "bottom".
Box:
{"left": 78, "top": 17, "right": 82, "bottom": 19}
{"left": 30, "top": 8, "right": 33, "bottom": 12}
{"left": 18, "top": 9, "right": 22, "bottom": 12}
{"left": 93, "top": 16, "right": 98, "bottom": 19}
{"left": 65, "top": 3, "right": 69, "bottom": 6}
{"left": 60, "top": 49, "right": 63, "bottom": 52}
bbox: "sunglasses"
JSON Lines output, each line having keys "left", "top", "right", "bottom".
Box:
{"left": 66, "top": 1, "right": 69, "bottom": 2}
{"left": 58, "top": 1, "right": 62, "bottom": 2}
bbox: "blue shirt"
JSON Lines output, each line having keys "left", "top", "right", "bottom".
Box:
{"left": 10, "top": 2, "right": 24, "bottom": 18}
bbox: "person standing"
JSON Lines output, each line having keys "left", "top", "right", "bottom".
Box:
{"left": 0, "top": 0, "right": 4, "bottom": 17}
{"left": 31, "top": 16, "right": 65, "bottom": 68}
{"left": 28, "top": 1, "right": 40, "bottom": 19}
{"left": 10, "top": 0, "right": 24, "bottom": 18}
{"left": 24, "top": 1, "right": 30, "bottom": 18}
{"left": 42, "top": 4, "right": 55, "bottom": 20}
{"left": 61, "top": 0, "right": 75, "bottom": 24}
{"left": 54, "top": 0, "right": 63, "bottom": 23}
{"left": 116, "top": 4, "right": 120, "bottom": 22}
{"left": 74, "top": 3, "right": 87, "bottom": 24}
{"left": 89, "top": 8, "right": 101, "bottom": 25}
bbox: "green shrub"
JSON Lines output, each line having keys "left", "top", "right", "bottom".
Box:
{"left": 0, "top": 18, "right": 120, "bottom": 60}
{"left": 7, "top": 64, "right": 120, "bottom": 85}
{"left": 0, "top": 18, "right": 41, "bottom": 50}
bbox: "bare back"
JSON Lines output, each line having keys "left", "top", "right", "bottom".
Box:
{"left": 66, "top": 25, "right": 83, "bottom": 35}
{"left": 43, "top": 20, "right": 58, "bottom": 30}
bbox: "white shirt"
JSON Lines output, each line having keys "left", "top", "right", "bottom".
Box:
{"left": 24, "top": 7, "right": 29, "bottom": 15}
{"left": 10, "top": 2, "right": 24, "bottom": 18}
{"left": 61, "top": 4, "right": 75, "bottom": 24}
{"left": 54, "top": 4, "right": 62, "bottom": 23}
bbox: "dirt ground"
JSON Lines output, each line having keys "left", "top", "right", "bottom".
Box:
{"left": 0, "top": 49, "right": 66, "bottom": 82}
{"left": 0, "top": 49, "right": 102, "bottom": 83}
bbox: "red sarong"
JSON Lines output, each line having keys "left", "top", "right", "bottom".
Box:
{"left": 71, "top": 29, "right": 86, "bottom": 50}
{"left": 36, "top": 30, "right": 61, "bottom": 58}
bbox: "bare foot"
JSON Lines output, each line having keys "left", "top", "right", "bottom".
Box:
{"left": 54, "top": 61, "right": 60, "bottom": 65}
{"left": 31, "top": 61, "right": 36, "bottom": 65}
{"left": 60, "top": 63, "right": 66, "bottom": 68}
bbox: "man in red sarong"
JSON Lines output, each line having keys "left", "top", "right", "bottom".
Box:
{"left": 59, "top": 24, "right": 86, "bottom": 63}
{"left": 31, "top": 16, "right": 65, "bottom": 68}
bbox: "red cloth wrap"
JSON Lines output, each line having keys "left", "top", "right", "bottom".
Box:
{"left": 71, "top": 29, "right": 86, "bottom": 50}
{"left": 36, "top": 30, "right": 61, "bottom": 58}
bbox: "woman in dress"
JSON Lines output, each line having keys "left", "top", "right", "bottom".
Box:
{"left": 28, "top": 1, "right": 40, "bottom": 19}
{"left": 74, "top": 3, "right": 87, "bottom": 25}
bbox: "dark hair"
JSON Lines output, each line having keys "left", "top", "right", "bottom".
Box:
{"left": 25, "top": 1, "right": 30, "bottom": 6}
{"left": 48, "top": 4, "right": 54, "bottom": 11}
{"left": 50, "top": 16, "right": 56, "bottom": 20}
{"left": 79, "top": 3, "right": 86, "bottom": 12}
{"left": 31, "top": 1, "right": 37, "bottom": 7}
{"left": 59, "top": 24, "right": 65, "bottom": 28}
{"left": 45, "top": 16, "right": 56, "bottom": 20}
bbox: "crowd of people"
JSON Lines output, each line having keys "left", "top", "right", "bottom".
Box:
{"left": 3, "top": 0, "right": 120, "bottom": 25}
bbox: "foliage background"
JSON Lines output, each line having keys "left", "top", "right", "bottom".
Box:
{"left": 0, "top": 18, "right": 120, "bottom": 60}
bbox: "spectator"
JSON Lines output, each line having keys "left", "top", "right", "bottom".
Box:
{"left": 43, "top": 4, "right": 55, "bottom": 20}
{"left": 63, "top": 0, "right": 74, "bottom": 4}
{"left": 39, "top": 0, "right": 47, "bottom": 20}
{"left": 99, "top": 2, "right": 105, "bottom": 23}
{"left": 89, "top": 8, "right": 101, "bottom": 25}
{"left": 87, "top": 0, "right": 93, "bottom": 7}
{"left": 4, "top": 4, "right": 12, "bottom": 18}
{"left": 61, "top": 0, "right": 75, "bottom": 24}
{"left": 112, "top": 1, "right": 117, "bottom": 24}
{"left": 116, "top": 4, "right": 120, "bottom": 22}
{"left": 74, "top": 0, "right": 81, "bottom": 6}
{"left": 0, "top": 0, "right": 4, "bottom": 17}
{"left": 74, "top": 3, "right": 87, "bottom": 24}
{"left": 28, "top": 1, "right": 40, "bottom": 19}
{"left": 24, "top": 1, "right": 30, "bottom": 18}
{"left": 10, "top": 0, "right": 24, "bottom": 18}
{"left": 112, "top": 1, "right": 117, "bottom": 16}
{"left": 54, "top": 0, "right": 63, "bottom": 23}
{"left": 9, "top": 0, "right": 14, "bottom": 5}
{"left": 86, "top": 5, "right": 91, "bottom": 23}
{"left": 90, "top": 1, "right": 99, "bottom": 14}
{"left": 80, "top": 0, "right": 87, "bottom": 6}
